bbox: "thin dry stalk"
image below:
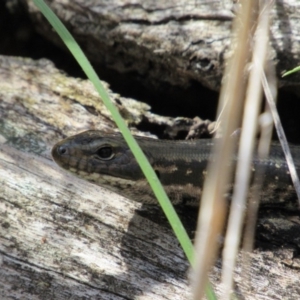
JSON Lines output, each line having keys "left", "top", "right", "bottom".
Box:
{"left": 241, "top": 45, "right": 278, "bottom": 288}
{"left": 191, "top": 1, "right": 258, "bottom": 298}
{"left": 221, "top": 2, "right": 272, "bottom": 298}
{"left": 262, "top": 70, "right": 300, "bottom": 206}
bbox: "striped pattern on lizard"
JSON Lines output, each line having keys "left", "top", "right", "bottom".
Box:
{"left": 51, "top": 130, "right": 299, "bottom": 209}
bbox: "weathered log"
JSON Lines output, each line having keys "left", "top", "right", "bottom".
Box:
{"left": 1, "top": 55, "right": 300, "bottom": 299}
{"left": 22, "top": 0, "right": 300, "bottom": 91}
{"left": 0, "top": 55, "right": 191, "bottom": 299}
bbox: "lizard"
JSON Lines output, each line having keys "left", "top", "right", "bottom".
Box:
{"left": 51, "top": 130, "right": 300, "bottom": 209}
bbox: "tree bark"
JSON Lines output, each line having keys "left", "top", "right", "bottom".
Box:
{"left": 21, "top": 0, "right": 300, "bottom": 91}
{"left": 0, "top": 55, "right": 192, "bottom": 299}
{"left": 1, "top": 55, "right": 300, "bottom": 299}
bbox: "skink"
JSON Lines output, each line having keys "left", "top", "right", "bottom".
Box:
{"left": 51, "top": 130, "right": 299, "bottom": 208}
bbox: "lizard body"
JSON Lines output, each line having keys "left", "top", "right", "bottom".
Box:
{"left": 52, "top": 130, "right": 299, "bottom": 208}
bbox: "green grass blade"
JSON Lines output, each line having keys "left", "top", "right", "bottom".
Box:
{"left": 32, "top": 1, "right": 217, "bottom": 298}
{"left": 32, "top": 0, "right": 193, "bottom": 263}
{"left": 282, "top": 66, "right": 300, "bottom": 77}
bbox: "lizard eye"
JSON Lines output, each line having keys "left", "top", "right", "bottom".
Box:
{"left": 96, "top": 146, "right": 114, "bottom": 160}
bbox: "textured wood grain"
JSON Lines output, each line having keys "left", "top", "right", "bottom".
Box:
{"left": 23, "top": 0, "right": 300, "bottom": 91}
{"left": 0, "top": 55, "right": 191, "bottom": 299}
{"left": 1, "top": 55, "right": 300, "bottom": 299}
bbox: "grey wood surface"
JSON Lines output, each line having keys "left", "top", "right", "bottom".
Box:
{"left": 0, "top": 55, "right": 191, "bottom": 299}
{"left": 23, "top": 0, "right": 300, "bottom": 91}
{"left": 1, "top": 55, "right": 300, "bottom": 299}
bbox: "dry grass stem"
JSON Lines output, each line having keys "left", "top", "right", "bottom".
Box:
{"left": 241, "top": 33, "right": 278, "bottom": 286}
{"left": 221, "top": 1, "right": 272, "bottom": 297}
{"left": 191, "top": 1, "right": 258, "bottom": 298}
{"left": 261, "top": 67, "right": 300, "bottom": 207}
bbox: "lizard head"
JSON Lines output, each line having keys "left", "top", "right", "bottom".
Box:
{"left": 51, "top": 130, "right": 145, "bottom": 182}
{"left": 51, "top": 130, "right": 163, "bottom": 204}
